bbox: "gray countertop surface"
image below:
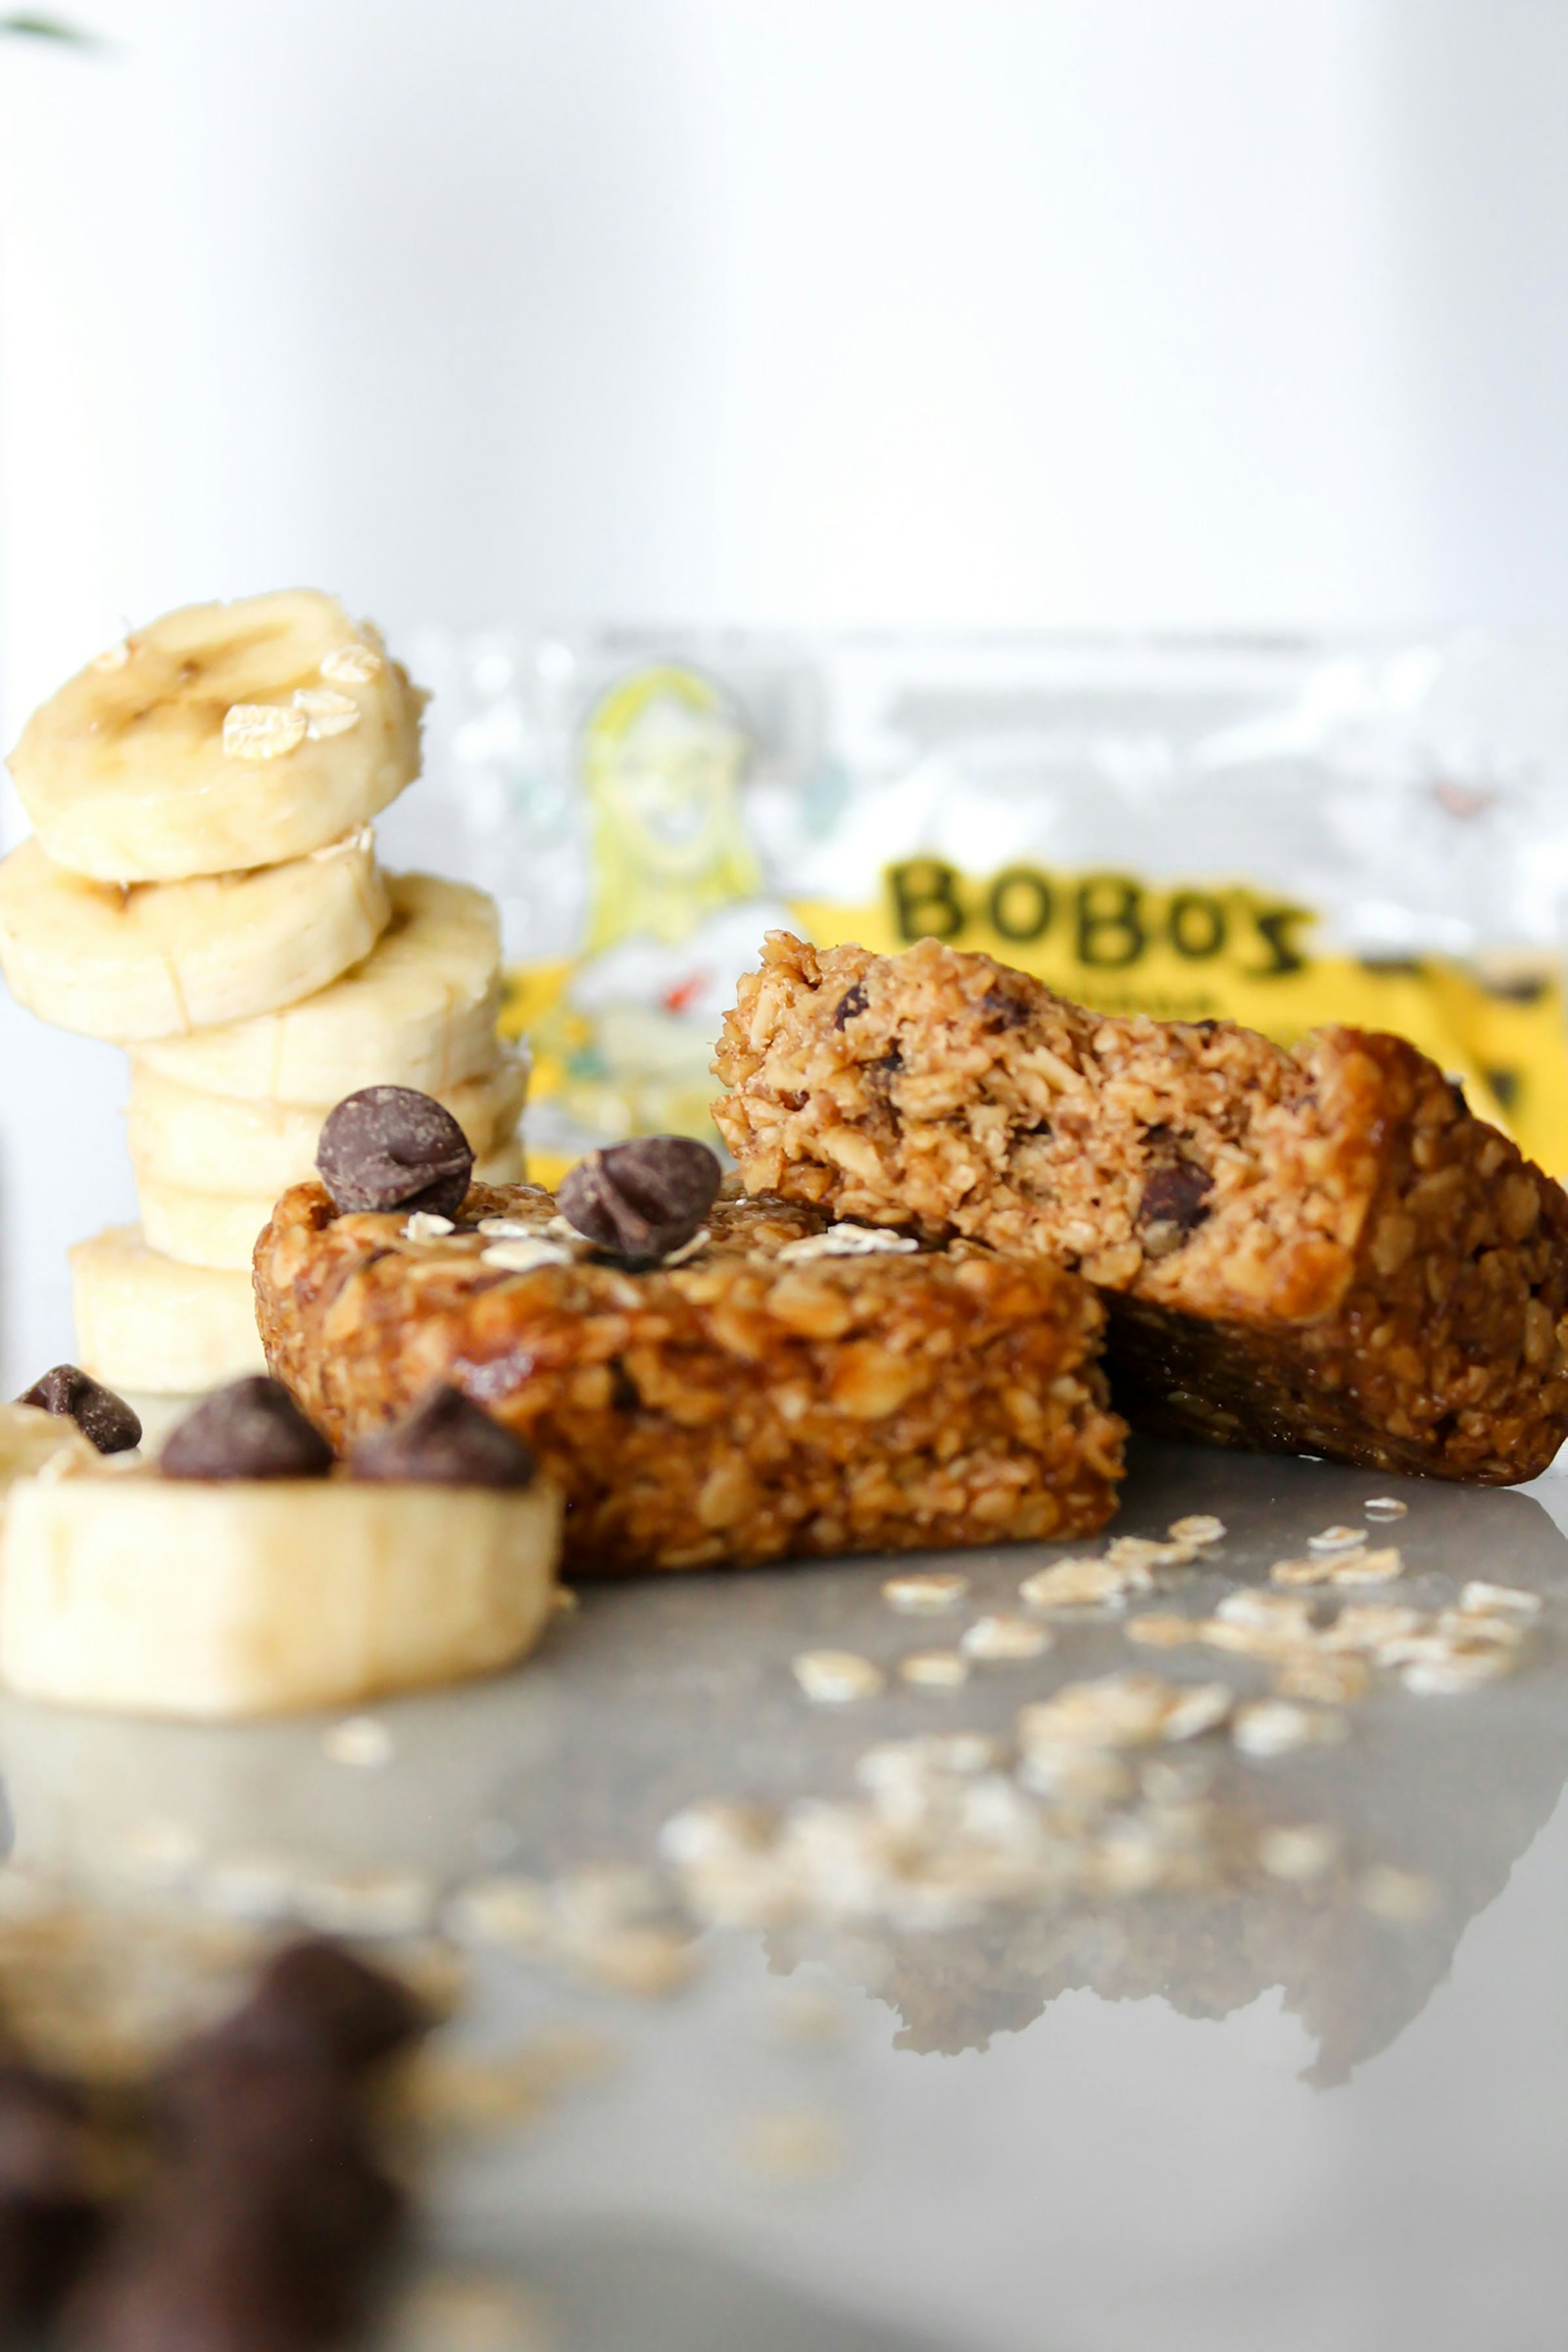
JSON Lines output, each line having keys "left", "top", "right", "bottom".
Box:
{"left": 3, "top": 1435, "right": 1565, "bottom": 2352}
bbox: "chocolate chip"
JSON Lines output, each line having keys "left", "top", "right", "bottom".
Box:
{"left": 1137, "top": 1160, "right": 1214, "bottom": 1254}
{"left": 17, "top": 1365, "right": 141, "bottom": 1455}
{"left": 232, "top": 1940, "right": 427, "bottom": 2078}
{"left": 160, "top": 1378, "right": 332, "bottom": 1483}
{"left": 83, "top": 2077, "right": 400, "bottom": 2351}
{"left": 557, "top": 1136, "right": 722, "bottom": 1262}
{"left": 832, "top": 982, "right": 869, "bottom": 1028}
{"left": 315, "top": 1086, "right": 474, "bottom": 1220}
{"left": 866, "top": 1047, "right": 903, "bottom": 1092}
{"left": 981, "top": 987, "right": 1032, "bottom": 1030}
{"left": 348, "top": 1386, "right": 535, "bottom": 1489}
{"left": 0, "top": 2062, "right": 101, "bottom": 2327}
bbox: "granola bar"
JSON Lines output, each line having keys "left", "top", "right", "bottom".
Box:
{"left": 711, "top": 933, "right": 1568, "bottom": 1483}
{"left": 254, "top": 1180, "right": 1124, "bottom": 1572}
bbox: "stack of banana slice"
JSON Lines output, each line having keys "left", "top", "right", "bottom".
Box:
{"left": 0, "top": 590, "right": 526, "bottom": 1403}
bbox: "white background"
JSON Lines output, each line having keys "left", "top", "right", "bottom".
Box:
{"left": 3, "top": 0, "right": 1568, "bottom": 1378}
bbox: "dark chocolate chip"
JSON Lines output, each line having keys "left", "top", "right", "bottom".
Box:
{"left": 233, "top": 1940, "right": 427, "bottom": 2078}
{"left": 79, "top": 2085, "right": 401, "bottom": 2350}
{"left": 981, "top": 988, "right": 1032, "bottom": 1030}
{"left": 349, "top": 1386, "right": 535, "bottom": 1489}
{"left": 0, "top": 2063, "right": 101, "bottom": 2328}
{"left": 17, "top": 1365, "right": 141, "bottom": 1455}
{"left": 0, "top": 2063, "right": 90, "bottom": 2207}
{"left": 1137, "top": 1161, "right": 1214, "bottom": 1251}
{"left": 315, "top": 1086, "right": 474, "bottom": 1219}
{"left": 865, "top": 1047, "right": 903, "bottom": 1092}
{"left": 557, "top": 1136, "right": 722, "bottom": 1262}
{"left": 160, "top": 1378, "right": 332, "bottom": 1483}
{"left": 832, "top": 982, "right": 869, "bottom": 1028}
{"left": 609, "top": 1363, "right": 640, "bottom": 1413}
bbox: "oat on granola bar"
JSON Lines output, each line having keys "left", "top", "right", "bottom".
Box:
{"left": 711, "top": 933, "right": 1568, "bottom": 1484}
{"left": 254, "top": 1178, "right": 1125, "bottom": 1572}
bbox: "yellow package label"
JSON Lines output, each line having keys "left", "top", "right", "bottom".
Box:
{"left": 505, "top": 850, "right": 1568, "bottom": 1187}
{"left": 799, "top": 858, "right": 1568, "bottom": 1171}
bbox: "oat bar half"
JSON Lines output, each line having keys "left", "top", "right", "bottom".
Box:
{"left": 711, "top": 933, "right": 1568, "bottom": 1484}
{"left": 255, "top": 1179, "right": 1124, "bottom": 1571}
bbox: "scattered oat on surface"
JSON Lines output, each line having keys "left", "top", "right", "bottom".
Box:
{"left": 198, "top": 1853, "right": 301, "bottom": 1921}
{"left": 960, "top": 1614, "right": 1052, "bottom": 1662}
{"left": 738, "top": 2106, "right": 848, "bottom": 2182}
{"left": 443, "top": 1876, "right": 554, "bottom": 1954}
{"left": 1019, "top": 1555, "right": 1150, "bottom": 1611}
{"left": 1362, "top": 1495, "right": 1409, "bottom": 1521}
{"left": 1357, "top": 1864, "right": 1438, "bottom": 1922}
{"left": 1460, "top": 1580, "right": 1542, "bottom": 1617}
{"left": 221, "top": 701, "right": 309, "bottom": 759}
{"left": 775, "top": 1224, "right": 918, "bottom": 1262}
{"left": 1126, "top": 1613, "right": 1199, "bottom": 1649}
{"left": 1167, "top": 1514, "right": 1226, "bottom": 1546}
{"left": 1233, "top": 1700, "right": 1347, "bottom": 1758}
{"left": 1270, "top": 1555, "right": 1334, "bottom": 1588}
{"left": 1274, "top": 1652, "right": 1372, "bottom": 1704}
{"left": 1400, "top": 1655, "right": 1515, "bottom": 1695}
{"left": 1018, "top": 1672, "right": 1232, "bottom": 1750}
{"left": 1307, "top": 1526, "right": 1368, "bottom": 1554}
{"left": 408, "top": 2029, "right": 620, "bottom": 2136}
{"left": 1258, "top": 1823, "right": 1341, "bottom": 1882}
{"left": 320, "top": 641, "right": 385, "bottom": 684}
{"left": 1216, "top": 1589, "right": 1316, "bottom": 1634}
{"left": 1105, "top": 1535, "right": 1200, "bottom": 1570}
{"left": 899, "top": 1650, "right": 970, "bottom": 1688}
{"left": 1322, "top": 1602, "right": 1423, "bottom": 1653}
{"left": 1327, "top": 1546, "right": 1403, "bottom": 1587}
{"left": 658, "top": 1800, "right": 775, "bottom": 1868}
{"left": 574, "top": 1923, "right": 701, "bottom": 2000}
{"left": 855, "top": 1734, "right": 1002, "bottom": 1788}
{"left": 294, "top": 1868, "right": 436, "bottom": 1939}
{"left": 793, "top": 1650, "right": 885, "bottom": 1703}
{"left": 386, "top": 2272, "right": 553, "bottom": 2352}
{"left": 768, "top": 1984, "right": 851, "bottom": 2047}
{"left": 322, "top": 1714, "right": 395, "bottom": 1769}
{"left": 882, "top": 1571, "right": 969, "bottom": 1615}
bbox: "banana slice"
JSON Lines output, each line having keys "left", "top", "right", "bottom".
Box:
{"left": 127, "top": 1049, "right": 530, "bottom": 1200}
{"left": 138, "top": 1139, "right": 530, "bottom": 1271}
{"left": 8, "top": 591, "right": 424, "bottom": 883}
{"left": 0, "top": 1466, "right": 562, "bottom": 1718}
{"left": 476, "top": 1136, "right": 527, "bottom": 1185}
{"left": 0, "top": 1403, "right": 98, "bottom": 1507}
{"left": 0, "top": 831, "right": 390, "bottom": 1042}
{"left": 133, "top": 874, "right": 503, "bottom": 1102}
{"left": 71, "top": 1227, "right": 266, "bottom": 1393}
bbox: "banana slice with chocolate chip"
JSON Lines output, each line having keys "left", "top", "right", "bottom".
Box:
{"left": 0, "top": 1380, "right": 562, "bottom": 1719}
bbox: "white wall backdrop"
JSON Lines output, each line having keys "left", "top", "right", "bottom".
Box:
{"left": 2, "top": 0, "right": 1568, "bottom": 1377}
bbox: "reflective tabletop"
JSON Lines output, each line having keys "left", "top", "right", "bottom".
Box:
{"left": 2, "top": 1437, "right": 1565, "bottom": 2352}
